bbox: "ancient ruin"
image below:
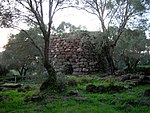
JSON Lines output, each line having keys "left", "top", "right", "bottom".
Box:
{"left": 49, "top": 37, "right": 100, "bottom": 74}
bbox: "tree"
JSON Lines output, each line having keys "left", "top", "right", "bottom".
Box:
{"left": 2, "top": 26, "right": 43, "bottom": 77}
{"left": 114, "top": 29, "right": 150, "bottom": 71}
{"left": 3, "top": 0, "right": 75, "bottom": 92}
{"left": 78, "top": 0, "right": 150, "bottom": 74}
{"left": 54, "top": 21, "right": 86, "bottom": 34}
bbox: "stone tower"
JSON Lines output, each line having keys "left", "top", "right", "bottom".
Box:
{"left": 49, "top": 38, "right": 99, "bottom": 74}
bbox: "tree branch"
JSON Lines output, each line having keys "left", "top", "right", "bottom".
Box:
{"left": 21, "top": 29, "right": 44, "bottom": 59}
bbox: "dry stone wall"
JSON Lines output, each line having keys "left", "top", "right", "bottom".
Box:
{"left": 49, "top": 38, "right": 99, "bottom": 74}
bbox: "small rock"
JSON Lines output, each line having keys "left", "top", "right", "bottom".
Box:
{"left": 25, "top": 95, "right": 43, "bottom": 102}
{"left": 43, "top": 98, "right": 57, "bottom": 104}
{"left": 130, "top": 75, "right": 140, "bottom": 79}
{"left": 120, "top": 74, "right": 131, "bottom": 81}
{"left": 31, "top": 95, "right": 43, "bottom": 102}
{"left": 67, "top": 90, "right": 79, "bottom": 96}
{"left": 73, "top": 96, "right": 87, "bottom": 102}
{"left": 115, "top": 70, "right": 125, "bottom": 76}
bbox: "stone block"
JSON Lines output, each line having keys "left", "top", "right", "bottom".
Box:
{"left": 82, "top": 68, "right": 89, "bottom": 72}
{"left": 77, "top": 48, "right": 83, "bottom": 52}
{"left": 74, "top": 68, "right": 82, "bottom": 72}
{"left": 80, "top": 58, "right": 87, "bottom": 62}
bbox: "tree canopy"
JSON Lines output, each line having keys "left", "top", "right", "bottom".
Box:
{"left": 114, "top": 28, "right": 150, "bottom": 70}
{"left": 75, "top": 0, "right": 150, "bottom": 74}
{"left": 1, "top": 0, "right": 77, "bottom": 92}
{"left": 2, "top": 26, "right": 43, "bottom": 76}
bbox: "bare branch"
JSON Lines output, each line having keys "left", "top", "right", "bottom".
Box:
{"left": 47, "top": 0, "right": 53, "bottom": 38}
{"left": 39, "top": 0, "right": 43, "bottom": 19}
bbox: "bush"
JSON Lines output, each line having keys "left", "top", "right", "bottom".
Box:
{"left": 135, "top": 65, "right": 150, "bottom": 75}
{"left": 0, "top": 64, "right": 9, "bottom": 76}
{"left": 56, "top": 74, "right": 67, "bottom": 93}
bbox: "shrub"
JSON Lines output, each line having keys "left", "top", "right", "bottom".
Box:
{"left": 0, "top": 64, "right": 9, "bottom": 76}
{"left": 135, "top": 65, "right": 150, "bottom": 75}
{"left": 56, "top": 74, "right": 67, "bottom": 93}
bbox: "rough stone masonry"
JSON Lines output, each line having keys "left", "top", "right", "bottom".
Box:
{"left": 49, "top": 37, "right": 99, "bottom": 74}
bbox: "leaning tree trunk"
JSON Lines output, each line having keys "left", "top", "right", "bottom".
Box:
{"left": 40, "top": 37, "right": 57, "bottom": 92}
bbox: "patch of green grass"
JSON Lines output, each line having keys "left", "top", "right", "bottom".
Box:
{"left": 0, "top": 90, "right": 25, "bottom": 112}
{"left": 45, "top": 97, "right": 122, "bottom": 113}
{"left": 0, "top": 89, "right": 40, "bottom": 113}
{"left": 0, "top": 75, "right": 150, "bottom": 113}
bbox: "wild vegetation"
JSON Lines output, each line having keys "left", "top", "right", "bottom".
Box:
{"left": 0, "top": 0, "right": 150, "bottom": 112}
{"left": 0, "top": 0, "right": 150, "bottom": 92}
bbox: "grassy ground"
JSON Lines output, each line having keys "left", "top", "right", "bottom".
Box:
{"left": 0, "top": 75, "right": 150, "bottom": 113}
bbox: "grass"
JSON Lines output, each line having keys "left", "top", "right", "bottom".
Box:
{"left": 0, "top": 90, "right": 40, "bottom": 113}
{"left": 0, "top": 75, "right": 150, "bottom": 113}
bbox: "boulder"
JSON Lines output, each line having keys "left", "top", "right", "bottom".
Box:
{"left": 120, "top": 74, "right": 131, "bottom": 81}
{"left": 86, "top": 84, "right": 97, "bottom": 93}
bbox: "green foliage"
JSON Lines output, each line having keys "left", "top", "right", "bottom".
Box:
{"left": 0, "top": 64, "right": 9, "bottom": 76}
{"left": 135, "top": 65, "right": 150, "bottom": 74}
{"left": 56, "top": 74, "right": 68, "bottom": 93}
{"left": 80, "top": 0, "right": 150, "bottom": 73}
{"left": 2, "top": 26, "right": 44, "bottom": 76}
{"left": 106, "top": 0, "right": 114, "bottom": 9}
{"left": 53, "top": 21, "right": 86, "bottom": 35}
{"left": 114, "top": 28, "right": 150, "bottom": 69}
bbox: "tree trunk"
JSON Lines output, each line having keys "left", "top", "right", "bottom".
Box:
{"left": 40, "top": 37, "right": 57, "bottom": 92}
{"left": 23, "top": 67, "right": 28, "bottom": 76}
{"left": 40, "top": 63, "right": 57, "bottom": 92}
{"left": 102, "top": 44, "right": 115, "bottom": 74}
{"left": 18, "top": 67, "right": 24, "bottom": 81}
